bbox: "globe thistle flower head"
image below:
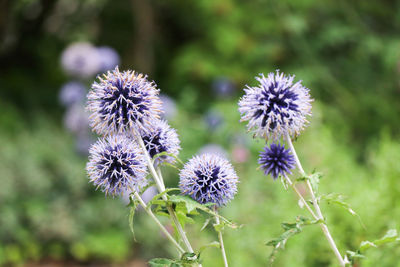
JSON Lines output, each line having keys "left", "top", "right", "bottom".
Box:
{"left": 86, "top": 134, "right": 148, "bottom": 196}
{"left": 87, "top": 67, "right": 163, "bottom": 135}
{"left": 59, "top": 81, "right": 86, "bottom": 107}
{"left": 159, "top": 94, "right": 177, "bottom": 120}
{"left": 61, "top": 42, "right": 101, "bottom": 78}
{"left": 179, "top": 154, "right": 238, "bottom": 207}
{"left": 238, "top": 71, "right": 312, "bottom": 140}
{"left": 258, "top": 143, "right": 295, "bottom": 180}
{"left": 140, "top": 119, "right": 180, "bottom": 165}
{"left": 96, "top": 46, "right": 120, "bottom": 72}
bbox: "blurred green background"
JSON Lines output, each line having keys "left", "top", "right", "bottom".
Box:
{"left": 0, "top": 0, "right": 399, "bottom": 266}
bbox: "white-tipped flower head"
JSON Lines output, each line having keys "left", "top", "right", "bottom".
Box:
{"left": 87, "top": 67, "right": 163, "bottom": 135}
{"left": 179, "top": 154, "right": 238, "bottom": 207}
{"left": 141, "top": 119, "right": 181, "bottom": 165}
{"left": 238, "top": 71, "right": 312, "bottom": 140}
{"left": 86, "top": 134, "right": 148, "bottom": 196}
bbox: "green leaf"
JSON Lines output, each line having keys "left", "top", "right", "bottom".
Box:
{"left": 266, "top": 216, "right": 320, "bottom": 263}
{"left": 347, "top": 229, "right": 399, "bottom": 263}
{"left": 200, "top": 218, "right": 211, "bottom": 231}
{"left": 320, "top": 193, "right": 365, "bottom": 228}
{"left": 295, "top": 172, "right": 323, "bottom": 194}
{"left": 149, "top": 258, "right": 180, "bottom": 267}
{"left": 198, "top": 241, "right": 220, "bottom": 255}
{"left": 128, "top": 195, "right": 139, "bottom": 241}
{"left": 153, "top": 151, "right": 184, "bottom": 166}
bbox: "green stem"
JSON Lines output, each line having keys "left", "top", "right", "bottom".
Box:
{"left": 133, "top": 192, "right": 185, "bottom": 254}
{"left": 214, "top": 207, "right": 229, "bottom": 267}
{"left": 285, "top": 133, "right": 346, "bottom": 267}
{"left": 132, "top": 129, "right": 195, "bottom": 254}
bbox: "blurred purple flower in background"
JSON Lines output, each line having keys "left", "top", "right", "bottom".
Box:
{"left": 63, "top": 104, "right": 89, "bottom": 135}
{"left": 75, "top": 134, "right": 94, "bottom": 156}
{"left": 59, "top": 81, "right": 87, "bottom": 107}
{"left": 204, "top": 111, "right": 224, "bottom": 131}
{"left": 159, "top": 94, "right": 177, "bottom": 120}
{"left": 212, "top": 77, "right": 236, "bottom": 98}
{"left": 61, "top": 42, "right": 101, "bottom": 78}
{"left": 198, "top": 144, "right": 228, "bottom": 158}
{"left": 96, "top": 46, "right": 120, "bottom": 72}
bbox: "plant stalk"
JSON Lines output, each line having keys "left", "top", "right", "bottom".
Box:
{"left": 133, "top": 192, "right": 185, "bottom": 254}
{"left": 133, "top": 129, "right": 195, "bottom": 254}
{"left": 214, "top": 207, "right": 229, "bottom": 267}
{"left": 285, "top": 133, "right": 346, "bottom": 267}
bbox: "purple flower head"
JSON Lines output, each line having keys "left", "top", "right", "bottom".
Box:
{"left": 198, "top": 144, "right": 228, "bottom": 158}
{"left": 239, "top": 71, "right": 312, "bottom": 140}
{"left": 212, "top": 77, "right": 236, "bottom": 98}
{"left": 59, "top": 81, "right": 87, "bottom": 106}
{"left": 159, "top": 94, "right": 177, "bottom": 120}
{"left": 87, "top": 67, "right": 163, "bottom": 135}
{"left": 204, "top": 111, "right": 224, "bottom": 131}
{"left": 179, "top": 154, "right": 238, "bottom": 207}
{"left": 140, "top": 119, "right": 181, "bottom": 165}
{"left": 97, "top": 46, "right": 120, "bottom": 72}
{"left": 63, "top": 104, "right": 89, "bottom": 135}
{"left": 258, "top": 143, "right": 295, "bottom": 180}
{"left": 61, "top": 42, "right": 101, "bottom": 78}
{"left": 86, "top": 134, "right": 148, "bottom": 196}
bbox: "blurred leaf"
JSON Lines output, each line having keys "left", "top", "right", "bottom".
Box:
{"left": 128, "top": 195, "right": 140, "bottom": 241}
{"left": 296, "top": 172, "right": 323, "bottom": 195}
{"left": 320, "top": 193, "right": 364, "bottom": 228}
{"left": 266, "top": 216, "right": 320, "bottom": 263}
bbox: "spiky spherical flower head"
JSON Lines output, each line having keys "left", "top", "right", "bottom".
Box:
{"left": 140, "top": 119, "right": 181, "bottom": 165}
{"left": 238, "top": 71, "right": 312, "bottom": 140}
{"left": 179, "top": 154, "right": 238, "bottom": 207}
{"left": 86, "top": 134, "right": 148, "bottom": 196}
{"left": 258, "top": 143, "right": 295, "bottom": 180}
{"left": 87, "top": 67, "right": 162, "bottom": 135}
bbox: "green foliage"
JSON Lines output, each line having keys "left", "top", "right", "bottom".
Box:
{"left": 266, "top": 216, "right": 321, "bottom": 264}
{"left": 346, "top": 229, "right": 400, "bottom": 264}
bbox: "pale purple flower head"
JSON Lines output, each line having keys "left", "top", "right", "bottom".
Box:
{"left": 238, "top": 71, "right": 312, "bottom": 140}
{"left": 179, "top": 154, "right": 238, "bottom": 207}
{"left": 212, "top": 77, "right": 236, "bottom": 98}
{"left": 86, "top": 134, "right": 148, "bottom": 196}
{"left": 61, "top": 42, "right": 101, "bottom": 78}
{"left": 204, "top": 111, "right": 224, "bottom": 131}
{"left": 63, "top": 104, "right": 89, "bottom": 135}
{"left": 198, "top": 144, "right": 228, "bottom": 158}
{"left": 87, "top": 67, "right": 163, "bottom": 135}
{"left": 140, "top": 119, "right": 180, "bottom": 165}
{"left": 59, "top": 81, "right": 86, "bottom": 106}
{"left": 97, "top": 46, "right": 120, "bottom": 72}
{"left": 159, "top": 94, "right": 177, "bottom": 120}
{"left": 258, "top": 143, "right": 295, "bottom": 180}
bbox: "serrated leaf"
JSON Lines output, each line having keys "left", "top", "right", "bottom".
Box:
{"left": 266, "top": 216, "right": 319, "bottom": 263}
{"left": 321, "top": 193, "right": 364, "bottom": 228}
{"left": 198, "top": 241, "right": 220, "bottom": 255}
{"left": 149, "top": 258, "right": 179, "bottom": 267}
{"left": 373, "top": 229, "right": 398, "bottom": 246}
{"left": 128, "top": 195, "right": 139, "bottom": 241}
{"left": 295, "top": 172, "right": 322, "bottom": 194}
{"left": 153, "top": 151, "right": 184, "bottom": 166}
{"left": 359, "top": 241, "right": 377, "bottom": 252}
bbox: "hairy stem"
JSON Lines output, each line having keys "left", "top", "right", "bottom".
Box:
{"left": 132, "top": 129, "right": 195, "bottom": 254}
{"left": 214, "top": 207, "right": 229, "bottom": 267}
{"left": 133, "top": 192, "right": 185, "bottom": 254}
{"left": 285, "top": 133, "right": 346, "bottom": 267}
